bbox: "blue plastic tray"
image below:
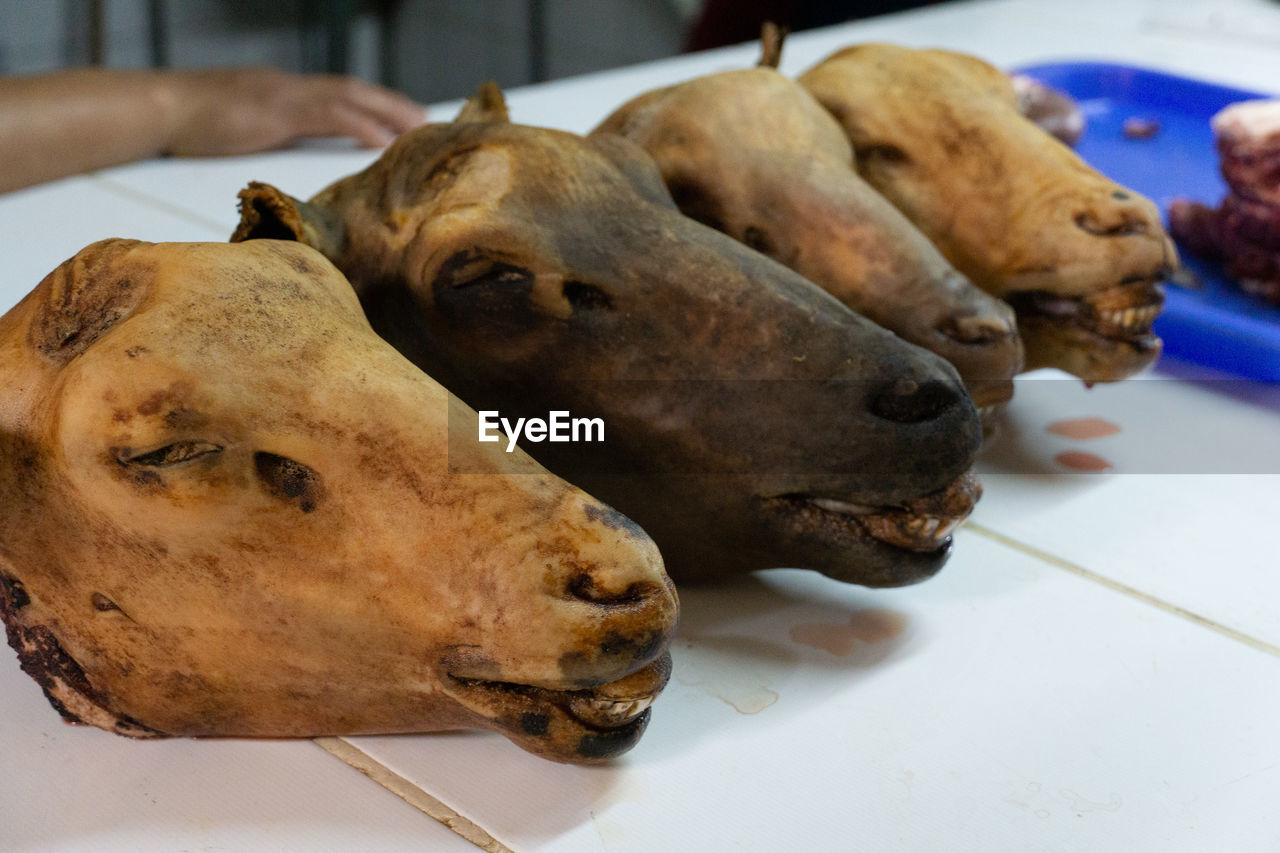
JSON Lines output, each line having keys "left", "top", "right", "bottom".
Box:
{"left": 1014, "top": 62, "right": 1280, "bottom": 380}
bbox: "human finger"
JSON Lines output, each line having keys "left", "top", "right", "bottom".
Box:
{"left": 336, "top": 77, "right": 427, "bottom": 132}
{"left": 301, "top": 100, "right": 399, "bottom": 148}
{"left": 310, "top": 75, "right": 425, "bottom": 134}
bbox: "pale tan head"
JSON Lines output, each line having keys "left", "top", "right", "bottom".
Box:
{"left": 801, "top": 43, "right": 1178, "bottom": 381}
{"left": 0, "top": 239, "right": 677, "bottom": 763}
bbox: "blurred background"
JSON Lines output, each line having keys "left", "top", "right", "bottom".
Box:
{"left": 0, "top": 0, "right": 939, "bottom": 103}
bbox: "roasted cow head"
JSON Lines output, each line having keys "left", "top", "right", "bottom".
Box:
{"left": 233, "top": 88, "right": 984, "bottom": 588}
{"left": 0, "top": 239, "right": 677, "bottom": 763}
{"left": 595, "top": 29, "right": 1023, "bottom": 412}
{"left": 801, "top": 43, "right": 1177, "bottom": 382}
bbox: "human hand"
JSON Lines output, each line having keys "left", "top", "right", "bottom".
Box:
{"left": 162, "top": 68, "right": 426, "bottom": 156}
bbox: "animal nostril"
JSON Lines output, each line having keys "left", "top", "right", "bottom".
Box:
{"left": 1074, "top": 208, "right": 1148, "bottom": 237}
{"left": 871, "top": 377, "right": 962, "bottom": 424}
{"left": 567, "top": 572, "right": 648, "bottom": 606}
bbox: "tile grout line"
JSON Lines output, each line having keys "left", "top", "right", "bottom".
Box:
{"left": 87, "top": 174, "right": 232, "bottom": 237}
{"left": 968, "top": 522, "right": 1280, "bottom": 660}
{"left": 313, "top": 736, "right": 513, "bottom": 853}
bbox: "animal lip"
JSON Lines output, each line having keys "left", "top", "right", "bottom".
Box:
{"left": 1005, "top": 279, "right": 1165, "bottom": 345}
{"left": 773, "top": 468, "right": 982, "bottom": 554}
{"left": 443, "top": 654, "right": 671, "bottom": 733}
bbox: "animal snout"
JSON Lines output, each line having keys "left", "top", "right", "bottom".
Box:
{"left": 1073, "top": 193, "right": 1155, "bottom": 237}
{"left": 559, "top": 565, "right": 678, "bottom": 687}
{"left": 561, "top": 501, "right": 677, "bottom": 633}
{"left": 870, "top": 376, "right": 964, "bottom": 424}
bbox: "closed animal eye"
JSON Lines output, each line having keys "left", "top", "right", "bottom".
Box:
{"left": 562, "top": 281, "right": 613, "bottom": 310}
{"left": 458, "top": 265, "right": 532, "bottom": 288}
{"left": 433, "top": 249, "right": 533, "bottom": 291}
{"left": 116, "top": 441, "right": 223, "bottom": 467}
{"left": 432, "top": 248, "right": 541, "bottom": 333}
{"left": 855, "top": 143, "right": 910, "bottom": 165}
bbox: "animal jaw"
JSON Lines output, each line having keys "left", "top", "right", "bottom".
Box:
{"left": 0, "top": 239, "right": 677, "bottom": 764}
{"left": 1003, "top": 280, "right": 1164, "bottom": 379}
{"left": 760, "top": 468, "right": 981, "bottom": 588}
{"left": 441, "top": 655, "right": 671, "bottom": 760}
{"left": 800, "top": 43, "right": 1176, "bottom": 383}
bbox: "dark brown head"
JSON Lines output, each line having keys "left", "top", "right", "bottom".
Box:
{"left": 0, "top": 239, "right": 676, "bottom": 763}
{"left": 233, "top": 93, "right": 984, "bottom": 588}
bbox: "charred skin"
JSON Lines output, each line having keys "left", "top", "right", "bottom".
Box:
{"left": 800, "top": 44, "right": 1177, "bottom": 382}
{"left": 233, "top": 93, "right": 984, "bottom": 588}
{"left": 0, "top": 239, "right": 677, "bottom": 764}
{"left": 595, "top": 63, "right": 1022, "bottom": 411}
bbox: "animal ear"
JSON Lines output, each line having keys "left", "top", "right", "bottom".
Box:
{"left": 758, "top": 21, "right": 787, "bottom": 69}
{"left": 29, "top": 239, "right": 151, "bottom": 363}
{"left": 455, "top": 81, "right": 510, "bottom": 124}
{"left": 231, "top": 182, "right": 345, "bottom": 260}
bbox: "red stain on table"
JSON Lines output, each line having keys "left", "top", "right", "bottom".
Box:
{"left": 790, "top": 609, "right": 908, "bottom": 656}
{"left": 1054, "top": 450, "right": 1113, "bottom": 472}
{"left": 1046, "top": 417, "right": 1121, "bottom": 440}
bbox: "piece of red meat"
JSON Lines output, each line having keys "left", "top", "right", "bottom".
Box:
{"left": 1214, "top": 101, "right": 1280, "bottom": 204}
{"left": 1168, "top": 198, "right": 1224, "bottom": 259}
{"left": 1168, "top": 100, "right": 1280, "bottom": 304}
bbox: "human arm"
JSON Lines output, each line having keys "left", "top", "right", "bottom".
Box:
{"left": 0, "top": 68, "right": 426, "bottom": 194}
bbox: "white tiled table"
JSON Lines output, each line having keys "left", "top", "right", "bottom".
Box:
{"left": 4, "top": 1, "right": 1280, "bottom": 849}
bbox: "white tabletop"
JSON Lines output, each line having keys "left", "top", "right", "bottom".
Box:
{"left": 3, "top": 1, "right": 1280, "bottom": 850}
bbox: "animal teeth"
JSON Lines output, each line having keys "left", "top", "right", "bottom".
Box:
{"left": 811, "top": 497, "right": 878, "bottom": 516}
{"left": 1099, "top": 305, "right": 1157, "bottom": 331}
{"left": 571, "top": 694, "right": 654, "bottom": 723}
{"left": 934, "top": 518, "right": 961, "bottom": 539}
{"left": 896, "top": 515, "right": 964, "bottom": 542}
